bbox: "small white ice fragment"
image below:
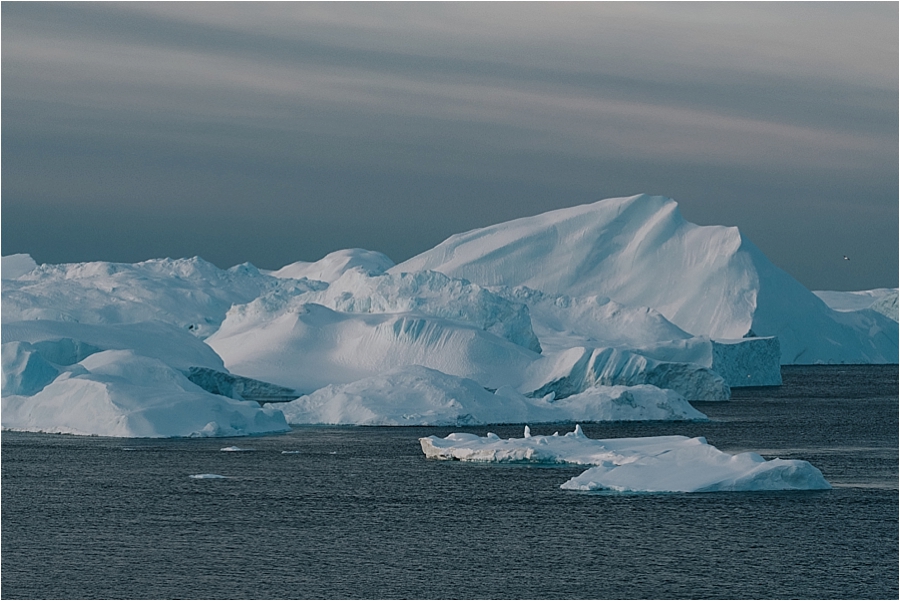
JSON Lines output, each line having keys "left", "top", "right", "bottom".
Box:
{"left": 282, "top": 450, "right": 301, "bottom": 454}
{"left": 189, "top": 474, "right": 227, "bottom": 479}
{"left": 220, "top": 446, "right": 252, "bottom": 452}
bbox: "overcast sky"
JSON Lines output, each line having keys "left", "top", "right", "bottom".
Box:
{"left": 2, "top": 2, "right": 897, "bottom": 290}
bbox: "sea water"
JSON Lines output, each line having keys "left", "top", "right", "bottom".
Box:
{"left": 2, "top": 365, "right": 897, "bottom": 599}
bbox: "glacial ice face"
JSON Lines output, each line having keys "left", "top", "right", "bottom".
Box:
{"left": 420, "top": 426, "right": 831, "bottom": 493}
{"left": 1, "top": 341, "right": 61, "bottom": 397}
{"left": 522, "top": 346, "right": 731, "bottom": 401}
{"left": 394, "top": 194, "right": 898, "bottom": 364}
{"left": 278, "top": 365, "right": 706, "bottom": 426}
{"left": 1, "top": 350, "right": 290, "bottom": 438}
{"left": 635, "top": 336, "right": 782, "bottom": 387}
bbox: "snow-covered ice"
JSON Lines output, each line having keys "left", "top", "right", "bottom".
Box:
{"left": 1, "top": 349, "right": 290, "bottom": 438}
{"left": 2, "top": 256, "right": 289, "bottom": 339}
{"left": 189, "top": 474, "right": 228, "bottom": 479}
{"left": 278, "top": 365, "right": 706, "bottom": 426}
{"left": 2, "top": 254, "right": 38, "bottom": 279}
{"left": 269, "top": 248, "right": 394, "bottom": 282}
{"left": 2, "top": 194, "right": 895, "bottom": 436}
{"left": 207, "top": 302, "right": 538, "bottom": 394}
{"left": 814, "top": 288, "right": 899, "bottom": 322}
{"left": 395, "top": 194, "right": 898, "bottom": 364}
{"left": 420, "top": 426, "right": 831, "bottom": 493}
{"left": 522, "top": 346, "right": 731, "bottom": 401}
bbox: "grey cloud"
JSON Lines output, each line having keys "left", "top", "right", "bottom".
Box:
{"left": 2, "top": 2, "right": 896, "bottom": 291}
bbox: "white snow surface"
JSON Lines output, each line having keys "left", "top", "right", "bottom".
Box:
{"left": 278, "top": 365, "right": 706, "bottom": 426}
{"left": 420, "top": 426, "right": 831, "bottom": 493}
{"left": 233, "top": 268, "right": 541, "bottom": 352}
{"left": 1, "top": 256, "right": 294, "bottom": 339}
{"left": 269, "top": 248, "right": 394, "bottom": 282}
{"left": 207, "top": 302, "right": 539, "bottom": 394}
{"left": 2, "top": 254, "right": 38, "bottom": 279}
{"left": 1, "top": 350, "right": 289, "bottom": 438}
{"left": 2, "top": 319, "right": 227, "bottom": 372}
{"left": 814, "top": 288, "right": 899, "bottom": 322}
{"left": 394, "top": 194, "right": 898, "bottom": 364}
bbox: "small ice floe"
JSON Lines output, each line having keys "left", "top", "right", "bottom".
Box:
{"left": 420, "top": 425, "right": 831, "bottom": 493}
{"left": 281, "top": 450, "right": 301, "bottom": 454}
{"left": 189, "top": 473, "right": 227, "bottom": 479}
{"left": 328, "top": 451, "right": 338, "bottom": 455}
{"left": 220, "top": 446, "right": 253, "bottom": 452}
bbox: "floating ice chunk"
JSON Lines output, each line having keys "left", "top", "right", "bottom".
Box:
{"left": 281, "top": 450, "right": 301, "bottom": 454}
{"left": 189, "top": 474, "right": 227, "bottom": 479}
{"left": 220, "top": 446, "right": 253, "bottom": 452}
{"left": 420, "top": 426, "right": 831, "bottom": 493}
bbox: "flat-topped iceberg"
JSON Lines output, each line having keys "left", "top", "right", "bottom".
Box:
{"left": 420, "top": 426, "right": 831, "bottom": 493}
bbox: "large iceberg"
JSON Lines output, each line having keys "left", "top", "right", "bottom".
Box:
{"left": 394, "top": 194, "right": 898, "bottom": 364}
{"left": 1, "top": 349, "right": 289, "bottom": 438}
{"left": 421, "top": 426, "right": 831, "bottom": 493}
{"left": 3, "top": 193, "right": 895, "bottom": 435}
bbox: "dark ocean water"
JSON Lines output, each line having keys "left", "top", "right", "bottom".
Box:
{"left": 2, "top": 365, "right": 897, "bottom": 599}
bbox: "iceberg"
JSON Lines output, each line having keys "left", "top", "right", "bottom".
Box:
{"left": 522, "top": 346, "right": 731, "bottom": 401}
{"left": 2, "top": 319, "right": 228, "bottom": 372}
{"left": 3, "top": 194, "right": 892, "bottom": 434}
{"left": 268, "top": 248, "right": 395, "bottom": 282}
{"left": 278, "top": 365, "right": 706, "bottom": 426}
{"left": 1, "top": 256, "right": 292, "bottom": 339}
{"left": 394, "top": 194, "right": 898, "bottom": 364}
{"left": 420, "top": 426, "right": 831, "bottom": 493}
{"left": 206, "top": 301, "right": 538, "bottom": 393}
{"left": 635, "top": 336, "right": 782, "bottom": 387}
{"left": 814, "top": 288, "right": 899, "bottom": 322}
{"left": 1, "top": 349, "right": 289, "bottom": 438}
{"left": 2, "top": 253, "right": 38, "bottom": 279}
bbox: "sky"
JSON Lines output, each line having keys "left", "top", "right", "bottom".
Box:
{"left": 2, "top": 2, "right": 897, "bottom": 291}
